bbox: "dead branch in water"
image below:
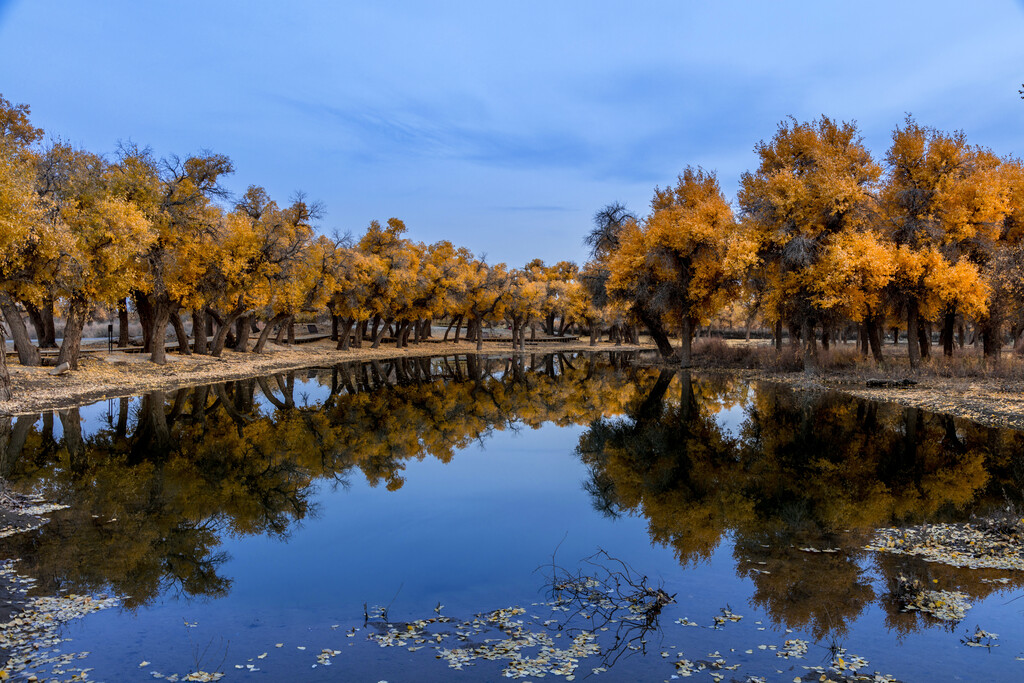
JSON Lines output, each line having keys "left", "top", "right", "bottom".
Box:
{"left": 540, "top": 547, "right": 675, "bottom": 669}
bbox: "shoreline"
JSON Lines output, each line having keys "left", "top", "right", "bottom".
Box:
{"left": 2, "top": 338, "right": 1024, "bottom": 433}
{"left": 0, "top": 338, "right": 655, "bottom": 416}
{"left": 748, "top": 371, "right": 1024, "bottom": 432}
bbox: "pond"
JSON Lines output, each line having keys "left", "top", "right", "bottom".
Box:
{"left": 1, "top": 351, "right": 1023, "bottom": 682}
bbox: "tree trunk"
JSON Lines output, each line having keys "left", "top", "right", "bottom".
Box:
{"left": 210, "top": 306, "right": 246, "bottom": 357}
{"left": 354, "top": 320, "right": 366, "bottom": 348}
{"left": 42, "top": 299, "right": 56, "bottom": 348}
{"left": 337, "top": 318, "right": 354, "bottom": 351}
{"left": 774, "top": 320, "right": 782, "bottom": 352}
{"left": 982, "top": 319, "right": 1002, "bottom": 360}
{"left": 941, "top": 309, "right": 955, "bottom": 357}
{"left": 24, "top": 302, "right": 48, "bottom": 349}
{"left": 907, "top": 299, "right": 921, "bottom": 370}
{"left": 371, "top": 318, "right": 392, "bottom": 349}
{"left": 858, "top": 323, "right": 868, "bottom": 356}
{"left": 919, "top": 320, "right": 931, "bottom": 360}
{"left": 0, "top": 294, "right": 40, "bottom": 366}
{"left": 0, "top": 324, "right": 11, "bottom": 400}
{"left": 170, "top": 313, "right": 192, "bottom": 355}
{"left": 25, "top": 300, "right": 57, "bottom": 349}
{"left": 788, "top": 323, "right": 801, "bottom": 349}
{"left": 680, "top": 316, "right": 694, "bottom": 368}
{"left": 331, "top": 314, "right": 339, "bottom": 342}
{"left": 118, "top": 299, "right": 130, "bottom": 347}
{"left": 149, "top": 302, "right": 172, "bottom": 365}
{"left": 56, "top": 299, "right": 89, "bottom": 369}
{"left": 253, "top": 314, "right": 289, "bottom": 354}
{"left": 395, "top": 321, "right": 408, "bottom": 349}
{"left": 234, "top": 315, "right": 251, "bottom": 352}
{"left": 802, "top": 319, "right": 817, "bottom": 374}
{"left": 475, "top": 317, "right": 485, "bottom": 350}
{"left": 134, "top": 292, "right": 154, "bottom": 352}
{"left": 637, "top": 308, "right": 675, "bottom": 359}
{"left": 866, "top": 316, "right": 883, "bottom": 363}
{"left": 192, "top": 308, "right": 208, "bottom": 355}
{"left": 589, "top": 321, "right": 598, "bottom": 346}
{"left": 287, "top": 319, "right": 295, "bottom": 344}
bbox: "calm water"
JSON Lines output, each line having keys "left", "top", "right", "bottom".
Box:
{"left": 2, "top": 352, "right": 1024, "bottom": 682}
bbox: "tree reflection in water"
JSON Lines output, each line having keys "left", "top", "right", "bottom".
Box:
{"left": 578, "top": 370, "right": 1024, "bottom": 639}
{"left": 0, "top": 352, "right": 1021, "bottom": 640}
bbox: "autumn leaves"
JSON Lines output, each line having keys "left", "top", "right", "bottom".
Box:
{"left": 595, "top": 116, "right": 1023, "bottom": 370}
{"left": 3, "top": 88, "right": 1023, "bottom": 392}
{"left": 0, "top": 95, "right": 592, "bottom": 393}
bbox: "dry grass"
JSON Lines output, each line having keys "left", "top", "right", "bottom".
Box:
{"left": 698, "top": 336, "right": 1024, "bottom": 381}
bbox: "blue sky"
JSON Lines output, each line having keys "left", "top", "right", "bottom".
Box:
{"left": 1, "top": 1, "right": 1023, "bottom": 265}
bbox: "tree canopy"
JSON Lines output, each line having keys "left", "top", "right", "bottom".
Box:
{"left": 2, "top": 94, "right": 1023, "bottom": 380}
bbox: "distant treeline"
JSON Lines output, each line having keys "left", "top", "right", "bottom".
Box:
{"left": 2, "top": 95, "right": 1023, "bottom": 398}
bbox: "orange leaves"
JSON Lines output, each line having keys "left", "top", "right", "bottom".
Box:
{"left": 607, "top": 167, "right": 739, "bottom": 332}
{"left": 889, "top": 245, "right": 989, "bottom": 319}
{"left": 24, "top": 143, "right": 156, "bottom": 307}
{"left": 740, "top": 116, "right": 880, "bottom": 329}
{"left": 504, "top": 269, "right": 546, "bottom": 323}
{"left": 0, "top": 96, "right": 44, "bottom": 274}
{"left": 927, "top": 256, "right": 989, "bottom": 319}
{"left": 882, "top": 116, "right": 1010, "bottom": 251}
{"left": 741, "top": 117, "right": 880, "bottom": 247}
{"left": 809, "top": 230, "right": 894, "bottom": 320}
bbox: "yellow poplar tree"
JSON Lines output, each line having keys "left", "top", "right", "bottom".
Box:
{"left": 739, "top": 117, "right": 880, "bottom": 370}
{"left": 881, "top": 117, "right": 1008, "bottom": 365}
{"left": 807, "top": 230, "right": 894, "bottom": 361}
{"left": 609, "top": 167, "right": 744, "bottom": 366}
{"left": 35, "top": 142, "right": 154, "bottom": 368}
{"left": 0, "top": 95, "right": 45, "bottom": 396}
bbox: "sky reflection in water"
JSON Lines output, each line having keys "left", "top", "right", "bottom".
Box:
{"left": 1, "top": 352, "right": 1023, "bottom": 681}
